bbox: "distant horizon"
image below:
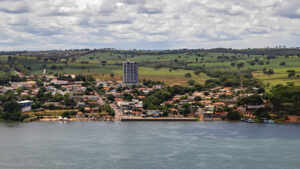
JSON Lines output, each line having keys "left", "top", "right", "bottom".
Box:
{"left": 1, "top": 46, "right": 300, "bottom": 52}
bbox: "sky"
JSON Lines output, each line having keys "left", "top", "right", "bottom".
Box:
{"left": 0, "top": 0, "right": 299, "bottom": 50}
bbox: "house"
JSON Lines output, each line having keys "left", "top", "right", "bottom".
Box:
{"left": 213, "top": 102, "right": 225, "bottom": 107}
{"left": 118, "top": 102, "right": 133, "bottom": 110}
{"left": 203, "top": 111, "right": 214, "bottom": 120}
{"left": 247, "top": 105, "right": 265, "bottom": 110}
{"left": 84, "top": 107, "right": 91, "bottom": 113}
{"left": 18, "top": 100, "right": 32, "bottom": 112}
{"left": 205, "top": 105, "right": 214, "bottom": 112}
{"left": 214, "top": 112, "right": 227, "bottom": 118}
{"left": 146, "top": 110, "right": 163, "bottom": 117}
{"left": 50, "top": 79, "right": 69, "bottom": 85}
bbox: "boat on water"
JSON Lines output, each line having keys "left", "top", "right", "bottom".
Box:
{"left": 264, "top": 119, "right": 274, "bottom": 123}
{"left": 241, "top": 118, "right": 248, "bottom": 122}
{"left": 241, "top": 118, "right": 255, "bottom": 123}
{"left": 247, "top": 118, "right": 254, "bottom": 123}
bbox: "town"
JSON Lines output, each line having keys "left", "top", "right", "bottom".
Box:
{"left": 1, "top": 60, "right": 299, "bottom": 123}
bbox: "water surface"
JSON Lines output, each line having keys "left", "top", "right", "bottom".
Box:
{"left": 0, "top": 121, "right": 300, "bottom": 169}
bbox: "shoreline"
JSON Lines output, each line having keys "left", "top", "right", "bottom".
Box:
{"left": 20, "top": 117, "right": 300, "bottom": 123}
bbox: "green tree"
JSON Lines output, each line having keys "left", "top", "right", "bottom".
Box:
{"left": 2, "top": 100, "right": 21, "bottom": 121}
{"left": 237, "top": 62, "right": 244, "bottom": 69}
{"left": 254, "top": 108, "right": 270, "bottom": 120}
{"left": 226, "top": 111, "right": 241, "bottom": 120}
{"left": 280, "top": 61, "right": 286, "bottom": 66}
{"left": 194, "top": 69, "right": 201, "bottom": 76}
{"left": 110, "top": 73, "right": 115, "bottom": 78}
{"left": 50, "top": 65, "right": 57, "bottom": 70}
{"left": 107, "top": 94, "right": 115, "bottom": 102}
{"left": 184, "top": 73, "right": 192, "bottom": 78}
{"left": 194, "top": 96, "right": 201, "bottom": 101}
{"left": 0, "top": 73, "right": 11, "bottom": 85}
{"left": 187, "top": 80, "right": 195, "bottom": 86}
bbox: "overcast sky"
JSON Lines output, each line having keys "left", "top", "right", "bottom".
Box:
{"left": 0, "top": 0, "right": 299, "bottom": 50}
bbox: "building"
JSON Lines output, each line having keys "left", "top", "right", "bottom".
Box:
{"left": 123, "top": 61, "right": 138, "bottom": 84}
{"left": 18, "top": 100, "right": 32, "bottom": 112}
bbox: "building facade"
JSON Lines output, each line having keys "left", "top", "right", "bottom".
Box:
{"left": 18, "top": 100, "right": 32, "bottom": 112}
{"left": 123, "top": 61, "right": 138, "bottom": 84}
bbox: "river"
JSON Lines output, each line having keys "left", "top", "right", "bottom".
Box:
{"left": 0, "top": 121, "right": 300, "bottom": 169}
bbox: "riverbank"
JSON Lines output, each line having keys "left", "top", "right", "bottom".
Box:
{"left": 19, "top": 114, "right": 300, "bottom": 123}
{"left": 121, "top": 117, "right": 197, "bottom": 121}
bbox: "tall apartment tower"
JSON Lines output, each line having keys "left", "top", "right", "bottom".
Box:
{"left": 123, "top": 61, "right": 138, "bottom": 84}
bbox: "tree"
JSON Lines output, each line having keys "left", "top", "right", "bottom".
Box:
{"left": 258, "top": 60, "right": 264, "bottom": 65}
{"left": 237, "top": 62, "right": 244, "bottom": 69}
{"left": 107, "top": 94, "right": 115, "bottom": 102}
{"left": 2, "top": 100, "right": 21, "bottom": 121}
{"left": 123, "top": 93, "right": 133, "bottom": 101}
{"left": 226, "top": 111, "right": 241, "bottom": 120}
{"left": 184, "top": 73, "right": 192, "bottom": 78}
{"left": 280, "top": 61, "right": 286, "bottom": 66}
{"left": 194, "top": 69, "right": 201, "bottom": 76}
{"left": 101, "top": 60, "right": 107, "bottom": 66}
{"left": 187, "top": 80, "right": 195, "bottom": 86}
{"left": 267, "top": 69, "right": 274, "bottom": 75}
{"left": 110, "top": 73, "right": 115, "bottom": 78}
{"left": 194, "top": 96, "right": 201, "bottom": 101}
{"left": 0, "top": 73, "right": 11, "bottom": 85}
{"left": 287, "top": 70, "right": 295, "bottom": 77}
{"left": 62, "top": 111, "right": 71, "bottom": 118}
{"left": 254, "top": 108, "right": 270, "bottom": 120}
{"left": 239, "top": 95, "right": 263, "bottom": 105}
{"left": 269, "top": 85, "right": 300, "bottom": 115}
{"left": 50, "top": 65, "right": 57, "bottom": 70}
{"left": 194, "top": 84, "right": 203, "bottom": 91}
{"left": 64, "top": 98, "right": 76, "bottom": 107}
{"left": 103, "top": 104, "right": 115, "bottom": 116}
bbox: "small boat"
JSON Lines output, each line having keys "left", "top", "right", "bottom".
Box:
{"left": 264, "top": 119, "right": 274, "bottom": 123}
{"left": 241, "top": 118, "right": 248, "bottom": 122}
{"left": 247, "top": 118, "right": 254, "bottom": 123}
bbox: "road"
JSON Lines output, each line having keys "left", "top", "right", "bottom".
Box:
{"left": 93, "top": 88, "right": 122, "bottom": 121}
{"left": 110, "top": 103, "right": 122, "bottom": 121}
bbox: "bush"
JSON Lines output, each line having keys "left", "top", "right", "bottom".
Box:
{"left": 184, "top": 73, "right": 192, "bottom": 78}
{"left": 187, "top": 80, "right": 195, "bottom": 86}
{"left": 226, "top": 111, "right": 241, "bottom": 120}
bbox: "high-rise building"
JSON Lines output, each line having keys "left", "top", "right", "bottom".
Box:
{"left": 123, "top": 61, "right": 138, "bottom": 84}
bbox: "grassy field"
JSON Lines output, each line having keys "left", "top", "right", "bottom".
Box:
{"left": 3, "top": 50, "right": 300, "bottom": 86}
{"left": 18, "top": 61, "right": 209, "bottom": 85}
{"left": 254, "top": 68, "right": 300, "bottom": 86}
{"left": 114, "top": 67, "right": 210, "bottom": 85}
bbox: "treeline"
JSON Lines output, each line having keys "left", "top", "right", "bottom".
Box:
{"left": 93, "top": 48, "right": 300, "bottom": 57}
{"left": 205, "top": 48, "right": 300, "bottom": 57}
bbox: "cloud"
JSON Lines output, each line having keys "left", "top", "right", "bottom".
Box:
{"left": 0, "top": 1, "right": 30, "bottom": 14}
{"left": 275, "top": 0, "right": 300, "bottom": 19}
{"left": 0, "top": 0, "right": 299, "bottom": 50}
